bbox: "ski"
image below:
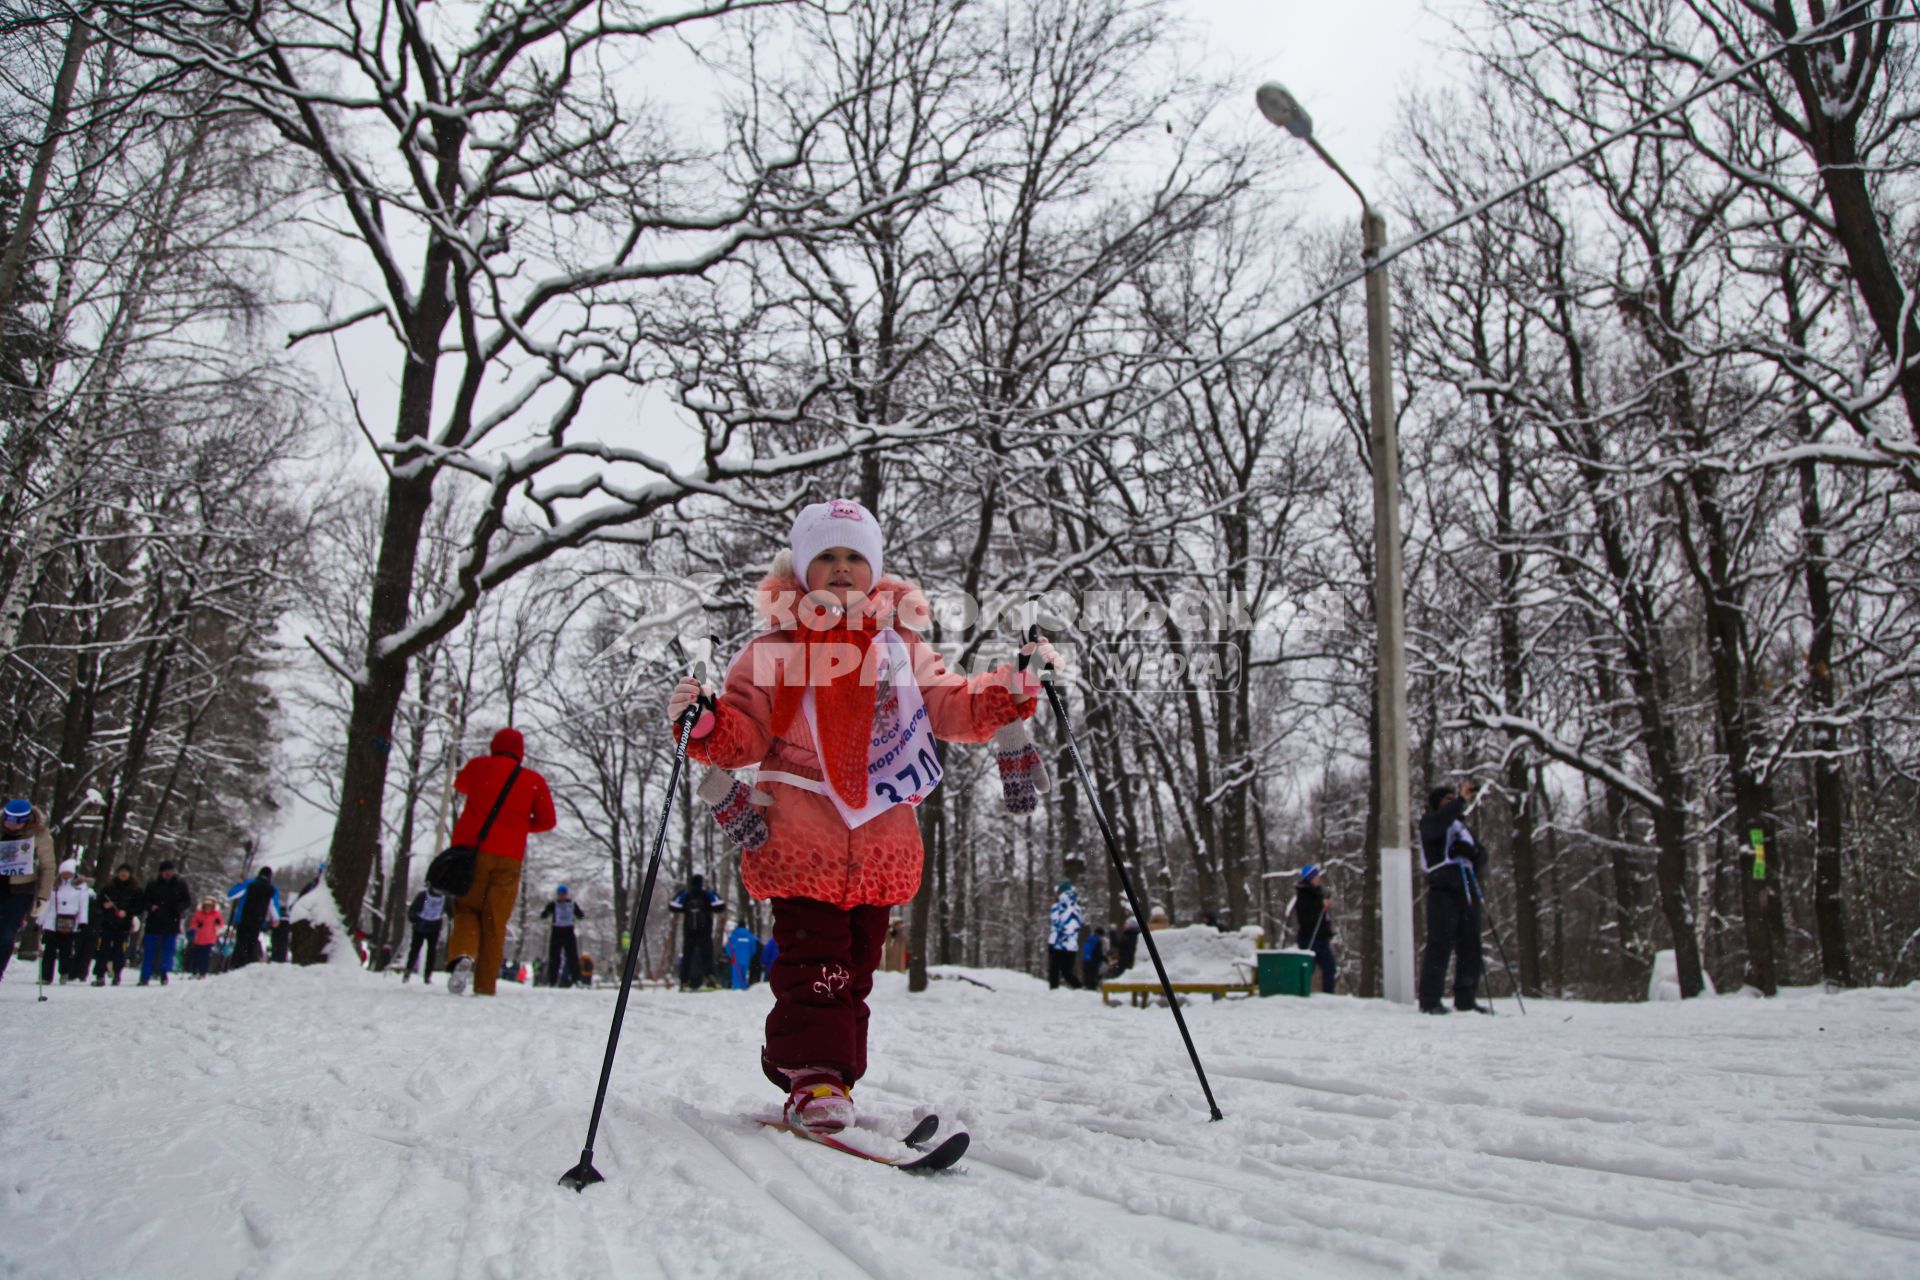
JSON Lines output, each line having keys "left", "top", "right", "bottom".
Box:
{"left": 759, "top": 1116, "right": 968, "bottom": 1173}
{"left": 902, "top": 1113, "right": 939, "bottom": 1149}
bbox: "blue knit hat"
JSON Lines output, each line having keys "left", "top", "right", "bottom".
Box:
{"left": 556, "top": 884, "right": 569, "bottom": 895}
{"left": 2, "top": 799, "right": 30, "bottom": 823}
{"left": 1298, "top": 864, "right": 1320, "bottom": 882}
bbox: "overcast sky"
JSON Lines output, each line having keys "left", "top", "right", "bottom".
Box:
{"left": 264, "top": 1, "right": 1469, "bottom": 872}
{"left": 1177, "top": 0, "right": 1465, "bottom": 219}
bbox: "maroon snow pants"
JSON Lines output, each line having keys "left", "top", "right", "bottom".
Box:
{"left": 761, "top": 897, "right": 890, "bottom": 1091}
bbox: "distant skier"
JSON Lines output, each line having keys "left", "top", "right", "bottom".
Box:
{"left": 879, "top": 917, "right": 908, "bottom": 973}
{"left": 661, "top": 499, "right": 1046, "bottom": 1133}
{"left": 0, "top": 799, "right": 56, "bottom": 984}
{"left": 1079, "top": 926, "right": 1107, "bottom": 990}
{"left": 64, "top": 869, "right": 99, "bottom": 982}
{"left": 1047, "top": 880, "right": 1083, "bottom": 989}
{"left": 726, "top": 922, "right": 759, "bottom": 989}
{"left": 227, "top": 867, "right": 281, "bottom": 969}
{"left": 576, "top": 952, "right": 595, "bottom": 988}
{"left": 758, "top": 934, "right": 779, "bottom": 984}
{"left": 184, "top": 897, "right": 224, "bottom": 979}
{"left": 539, "top": 885, "right": 585, "bottom": 988}
{"left": 35, "top": 860, "right": 89, "bottom": 986}
{"left": 667, "top": 874, "right": 725, "bottom": 990}
{"left": 92, "top": 864, "right": 140, "bottom": 985}
{"left": 138, "top": 861, "right": 193, "bottom": 986}
{"left": 1116, "top": 915, "right": 1140, "bottom": 973}
{"left": 443, "top": 727, "right": 557, "bottom": 997}
{"left": 403, "top": 886, "right": 447, "bottom": 983}
{"left": 1292, "top": 865, "right": 1337, "bottom": 994}
{"left": 1418, "top": 779, "right": 1486, "bottom": 1014}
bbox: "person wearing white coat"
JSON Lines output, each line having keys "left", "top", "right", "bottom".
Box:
{"left": 36, "top": 861, "right": 90, "bottom": 985}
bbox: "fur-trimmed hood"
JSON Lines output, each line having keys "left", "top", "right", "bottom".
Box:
{"left": 753, "top": 548, "right": 932, "bottom": 635}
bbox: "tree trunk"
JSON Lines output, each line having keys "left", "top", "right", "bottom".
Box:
{"left": 1543, "top": 261, "right": 1705, "bottom": 998}
{"left": 1782, "top": 259, "right": 1857, "bottom": 988}
{"left": 321, "top": 209, "right": 457, "bottom": 928}
{"left": 1493, "top": 399, "right": 1542, "bottom": 995}
{"left": 0, "top": 17, "right": 91, "bottom": 314}
{"left": 1778, "top": 9, "right": 1920, "bottom": 443}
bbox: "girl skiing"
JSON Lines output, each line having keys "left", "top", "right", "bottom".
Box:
{"left": 666, "top": 499, "right": 1047, "bottom": 1133}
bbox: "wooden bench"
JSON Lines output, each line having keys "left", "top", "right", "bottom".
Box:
{"left": 1101, "top": 979, "right": 1257, "bottom": 1008}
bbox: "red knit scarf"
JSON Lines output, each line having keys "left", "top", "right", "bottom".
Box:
{"left": 769, "top": 623, "right": 879, "bottom": 809}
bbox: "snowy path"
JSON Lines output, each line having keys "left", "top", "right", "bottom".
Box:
{"left": 3, "top": 965, "right": 1917, "bottom": 1278}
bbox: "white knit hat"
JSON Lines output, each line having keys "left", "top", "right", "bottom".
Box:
{"left": 58, "top": 859, "right": 76, "bottom": 875}
{"left": 788, "top": 499, "right": 884, "bottom": 586}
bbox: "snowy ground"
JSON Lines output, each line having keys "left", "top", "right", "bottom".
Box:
{"left": 4, "top": 963, "right": 1918, "bottom": 1279}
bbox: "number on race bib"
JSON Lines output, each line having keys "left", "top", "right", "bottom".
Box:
{"left": 0, "top": 838, "right": 33, "bottom": 878}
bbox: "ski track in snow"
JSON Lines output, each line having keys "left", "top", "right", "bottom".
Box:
{"left": 3, "top": 967, "right": 1918, "bottom": 1278}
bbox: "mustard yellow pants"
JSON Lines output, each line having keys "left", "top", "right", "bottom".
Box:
{"left": 446, "top": 852, "right": 521, "bottom": 996}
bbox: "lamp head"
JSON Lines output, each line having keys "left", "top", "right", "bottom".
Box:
{"left": 1256, "top": 82, "right": 1313, "bottom": 140}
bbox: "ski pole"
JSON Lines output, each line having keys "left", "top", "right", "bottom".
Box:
{"left": 1463, "top": 864, "right": 1525, "bottom": 1016}
{"left": 1025, "top": 629, "right": 1224, "bottom": 1122}
{"left": 560, "top": 682, "right": 713, "bottom": 1191}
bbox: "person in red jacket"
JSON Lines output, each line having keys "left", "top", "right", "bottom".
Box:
{"left": 444, "top": 727, "right": 557, "bottom": 997}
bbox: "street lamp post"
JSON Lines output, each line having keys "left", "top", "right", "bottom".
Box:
{"left": 1257, "top": 83, "right": 1415, "bottom": 1005}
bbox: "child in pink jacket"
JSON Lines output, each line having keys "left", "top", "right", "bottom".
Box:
{"left": 185, "top": 898, "right": 224, "bottom": 979}
{"left": 666, "top": 499, "right": 1048, "bottom": 1132}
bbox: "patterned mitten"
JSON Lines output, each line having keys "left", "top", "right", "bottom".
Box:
{"left": 992, "top": 721, "right": 1051, "bottom": 815}
{"left": 697, "top": 769, "right": 771, "bottom": 850}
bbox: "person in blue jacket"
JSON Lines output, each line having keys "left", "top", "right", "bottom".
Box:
{"left": 1079, "top": 926, "right": 1107, "bottom": 990}
{"left": 758, "top": 933, "right": 779, "bottom": 982}
{"left": 726, "top": 922, "right": 759, "bottom": 989}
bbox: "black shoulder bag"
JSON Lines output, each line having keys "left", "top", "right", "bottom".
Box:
{"left": 426, "top": 763, "right": 524, "bottom": 897}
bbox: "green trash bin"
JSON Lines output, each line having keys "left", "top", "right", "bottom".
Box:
{"left": 1256, "top": 949, "right": 1314, "bottom": 998}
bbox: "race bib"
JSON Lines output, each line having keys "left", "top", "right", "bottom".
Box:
{"left": 419, "top": 892, "right": 446, "bottom": 923}
{"left": 0, "top": 838, "right": 33, "bottom": 878}
{"left": 800, "top": 629, "right": 942, "bottom": 830}
{"left": 554, "top": 901, "right": 575, "bottom": 928}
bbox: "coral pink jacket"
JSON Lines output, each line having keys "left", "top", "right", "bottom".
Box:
{"left": 188, "top": 908, "right": 224, "bottom": 947}
{"left": 688, "top": 573, "right": 1035, "bottom": 909}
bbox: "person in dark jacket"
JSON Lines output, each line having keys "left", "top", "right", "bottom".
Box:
{"left": 668, "top": 875, "right": 725, "bottom": 989}
{"left": 138, "top": 861, "right": 193, "bottom": 986}
{"left": 538, "top": 885, "right": 584, "bottom": 988}
{"left": 92, "top": 864, "right": 141, "bottom": 985}
{"left": 1292, "top": 865, "right": 1337, "bottom": 994}
{"left": 228, "top": 868, "right": 281, "bottom": 970}
{"left": 1116, "top": 915, "right": 1140, "bottom": 973}
{"left": 404, "top": 886, "right": 448, "bottom": 983}
{"left": 1417, "top": 780, "right": 1485, "bottom": 1014}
